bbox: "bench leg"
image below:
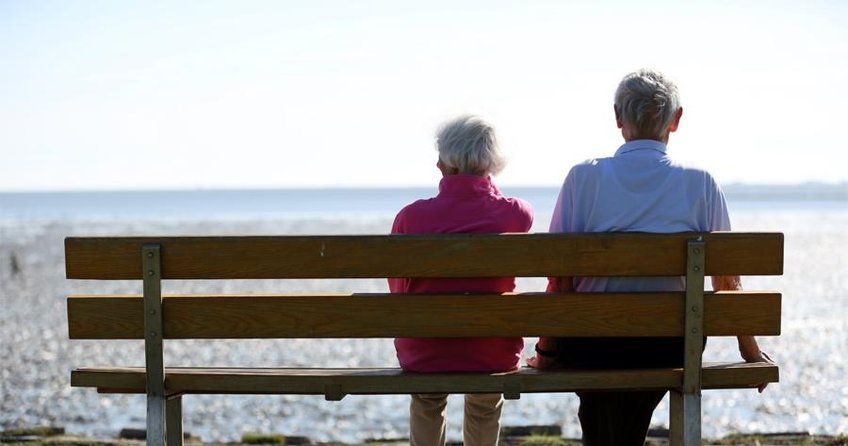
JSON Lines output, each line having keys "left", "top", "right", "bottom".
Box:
{"left": 147, "top": 394, "right": 166, "bottom": 446}
{"left": 669, "top": 390, "right": 701, "bottom": 446}
{"left": 167, "top": 396, "right": 184, "bottom": 446}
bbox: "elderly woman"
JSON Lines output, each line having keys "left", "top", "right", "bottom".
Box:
{"left": 388, "top": 115, "right": 533, "bottom": 446}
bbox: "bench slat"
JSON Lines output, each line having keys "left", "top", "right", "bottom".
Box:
{"left": 65, "top": 233, "right": 783, "bottom": 280}
{"left": 70, "top": 362, "right": 778, "bottom": 395}
{"left": 67, "top": 292, "right": 781, "bottom": 339}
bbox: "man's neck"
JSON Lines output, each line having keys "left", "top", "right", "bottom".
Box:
{"left": 621, "top": 127, "right": 670, "bottom": 144}
{"left": 623, "top": 133, "right": 670, "bottom": 144}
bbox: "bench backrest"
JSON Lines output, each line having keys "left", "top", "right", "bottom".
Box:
{"left": 66, "top": 232, "right": 783, "bottom": 341}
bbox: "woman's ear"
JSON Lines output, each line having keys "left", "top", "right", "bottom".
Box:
{"left": 436, "top": 159, "right": 449, "bottom": 177}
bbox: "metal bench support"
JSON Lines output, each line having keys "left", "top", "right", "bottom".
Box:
{"left": 143, "top": 244, "right": 165, "bottom": 446}
{"left": 670, "top": 238, "right": 705, "bottom": 446}
{"left": 166, "top": 395, "right": 183, "bottom": 446}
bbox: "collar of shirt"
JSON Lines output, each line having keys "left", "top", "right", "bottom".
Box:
{"left": 438, "top": 175, "right": 501, "bottom": 198}
{"left": 614, "top": 139, "right": 668, "bottom": 157}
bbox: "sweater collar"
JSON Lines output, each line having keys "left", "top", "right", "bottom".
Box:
{"left": 438, "top": 175, "right": 501, "bottom": 198}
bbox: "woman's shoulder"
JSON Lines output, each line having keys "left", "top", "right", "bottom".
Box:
{"left": 391, "top": 197, "right": 441, "bottom": 233}
{"left": 496, "top": 195, "right": 534, "bottom": 229}
{"left": 396, "top": 196, "right": 440, "bottom": 216}
{"left": 502, "top": 195, "right": 533, "bottom": 212}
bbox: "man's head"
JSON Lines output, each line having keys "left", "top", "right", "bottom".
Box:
{"left": 614, "top": 69, "right": 683, "bottom": 143}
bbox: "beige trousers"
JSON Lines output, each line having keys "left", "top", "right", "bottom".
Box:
{"left": 409, "top": 393, "right": 503, "bottom": 446}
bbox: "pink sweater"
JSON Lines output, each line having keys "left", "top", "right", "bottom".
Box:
{"left": 389, "top": 175, "right": 533, "bottom": 373}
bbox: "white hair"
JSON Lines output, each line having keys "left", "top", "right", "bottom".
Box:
{"left": 436, "top": 115, "right": 506, "bottom": 176}
{"left": 614, "top": 69, "right": 681, "bottom": 140}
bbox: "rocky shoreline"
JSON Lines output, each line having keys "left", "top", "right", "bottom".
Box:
{"left": 2, "top": 426, "right": 845, "bottom": 446}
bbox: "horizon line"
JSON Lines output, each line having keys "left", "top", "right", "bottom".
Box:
{"left": 1, "top": 181, "right": 847, "bottom": 195}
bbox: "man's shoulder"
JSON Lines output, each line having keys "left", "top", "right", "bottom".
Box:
{"left": 666, "top": 158, "right": 721, "bottom": 182}
{"left": 566, "top": 157, "right": 612, "bottom": 179}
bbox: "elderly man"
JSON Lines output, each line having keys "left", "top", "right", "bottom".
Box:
{"left": 529, "top": 69, "right": 774, "bottom": 446}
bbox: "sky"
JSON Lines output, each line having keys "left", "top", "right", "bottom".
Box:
{"left": 1, "top": 0, "right": 847, "bottom": 191}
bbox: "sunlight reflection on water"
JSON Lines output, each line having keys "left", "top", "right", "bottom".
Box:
{"left": 1, "top": 205, "right": 846, "bottom": 442}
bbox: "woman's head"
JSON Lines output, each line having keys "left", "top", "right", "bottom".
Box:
{"left": 435, "top": 115, "right": 506, "bottom": 176}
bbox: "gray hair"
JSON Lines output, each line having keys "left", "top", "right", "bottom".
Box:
{"left": 436, "top": 115, "right": 506, "bottom": 176}
{"left": 614, "top": 69, "right": 681, "bottom": 140}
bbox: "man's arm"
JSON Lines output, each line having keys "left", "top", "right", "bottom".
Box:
{"left": 713, "top": 275, "right": 775, "bottom": 392}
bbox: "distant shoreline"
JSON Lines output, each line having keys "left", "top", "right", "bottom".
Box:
{"left": 1, "top": 183, "right": 845, "bottom": 222}
{"left": 722, "top": 183, "right": 848, "bottom": 201}
{"left": 0, "top": 181, "right": 846, "bottom": 196}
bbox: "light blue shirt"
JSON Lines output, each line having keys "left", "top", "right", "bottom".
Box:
{"left": 549, "top": 139, "right": 731, "bottom": 292}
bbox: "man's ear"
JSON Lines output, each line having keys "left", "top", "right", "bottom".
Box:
{"left": 614, "top": 105, "right": 623, "bottom": 129}
{"left": 668, "top": 107, "right": 683, "bottom": 133}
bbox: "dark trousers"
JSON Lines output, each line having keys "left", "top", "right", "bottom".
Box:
{"left": 555, "top": 336, "right": 697, "bottom": 446}
{"left": 577, "top": 389, "right": 666, "bottom": 446}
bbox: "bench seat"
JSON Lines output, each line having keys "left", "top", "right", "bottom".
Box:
{"left": 72, "top": 362, "right": 778, "bottom": 399}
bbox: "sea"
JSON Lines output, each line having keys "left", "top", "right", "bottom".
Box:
{"left": 1, "top": 184, "right": 846, "bottom": 442}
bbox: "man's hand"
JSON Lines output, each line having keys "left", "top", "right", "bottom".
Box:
{"left": 738, "top": 335, "right": 775, "bottom": 393}
{"left": 527, "top": 354, "right": 560, "bottom": 370}
{"left": 527, "top": 338, "right": 561, "bottom": 369}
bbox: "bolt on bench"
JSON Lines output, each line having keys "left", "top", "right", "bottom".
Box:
{"left": 65, "top": 232, "right": 782, "bottom": 446}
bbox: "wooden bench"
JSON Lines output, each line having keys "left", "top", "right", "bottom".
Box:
{"left": 65, "top": 232, "right": 783, "bottom": 446}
